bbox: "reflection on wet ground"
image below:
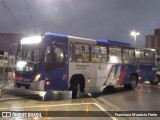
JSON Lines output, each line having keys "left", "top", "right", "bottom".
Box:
{"left": 0, "top": 83, "right": 159, "bottom": 120}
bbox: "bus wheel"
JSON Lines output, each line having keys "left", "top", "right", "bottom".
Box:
{"left": 124, "top": 75, "right": 137, "bottom": 89}
{"left": 70, "top": 74, "right": 85, "bottom": 99}
{"left": 130, "top": 75, "right": 138, "bottom": 89}
{"left": 72, "top": 86, "right": 78, "bottom": 99}
{"left": 69, "top": 79, "right": 79, "bottom": 99}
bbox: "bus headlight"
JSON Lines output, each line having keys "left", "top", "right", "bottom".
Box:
{"left": 33, "top": 74, "right": 41, "bottom": 82}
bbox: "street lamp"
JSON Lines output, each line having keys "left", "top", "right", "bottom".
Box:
{"left": 130, "top": 31, "right": 140, "bottom": 47}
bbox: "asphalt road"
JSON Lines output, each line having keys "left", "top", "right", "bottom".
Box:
{"left": 0, "top": 83, "right": 159, "bottom": 120}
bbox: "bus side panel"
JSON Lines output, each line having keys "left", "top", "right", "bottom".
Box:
{"left": 97, "top": 63, "right": 116, "bottom": 86}
{"left": 103, "top": 64, "right": 131, "bottom": 86}
{"left": 69, "top": 62, "right": 95, "bottom": 87}
{"left": 44, "top": 35, "right": 69, "bottom": 91}
{"left": 121, "top": 64, "right": 137, "bottom": 85}
{"left": 45, "top": 66, "right": 69, "bottom": 91}
{"left": 96, "top": 64, "right": 124, "bottom": 86}
{"left": 96, "top": 64, "right": 113, "bottom": 86}
{"left": 69, "top": 63, "right": 118, "bottom": 88}
{"left": 93, "top": 64, "right": 124, "bottom": 87}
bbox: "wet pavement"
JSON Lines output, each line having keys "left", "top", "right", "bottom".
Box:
{"left": 93, "top": 83, "right": 160, "bottom": 111}
{"left": 0, "top": 94, "right": 114, "bottom": 120}
{"left": 0, "top": 83, "right": 159, "bottom": 120}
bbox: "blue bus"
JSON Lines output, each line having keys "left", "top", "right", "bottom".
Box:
{"left": 13, "top": 33, "right": 158, "bottom": 99}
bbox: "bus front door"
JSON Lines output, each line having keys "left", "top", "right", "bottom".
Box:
{"left": 45, "top": 41, "right": 68, "bottom": 91}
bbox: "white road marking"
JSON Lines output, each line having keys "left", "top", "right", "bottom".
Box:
{"left": 94, "top": 103, "right": 119, "bottom": 120}
{"left": 94, "top": 103, "right": 106, "bottom": 111}
{"left": 0, "top": 98, "right": 23, "bottom": 101}
{"left": 0, "top": 102, "right": 96, "bottom": 110}
{"left": 0, "top": 102, "right": 118, "bottom": 119}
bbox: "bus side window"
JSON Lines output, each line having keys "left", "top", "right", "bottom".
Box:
{"left": 45, "top": 46, "right": 51, "bottom": 63}
{"left": 69, "top": 42, "right": 74, "bottom": 62}
{"left": 145, "top": 51, "right": 154, "bottom": 65}
{"left": 123, "top": 49, "right": 129, "bottom": 63}
{"left": 128, "top": 50, "right": 135, "bottom": 64}
{"left": 91, "top": 46, "right": 108, "bottom": 63}
{"left": 123, "top": 49, "right": 134, "bottom": 64}
{"left": 46, "top": 53, "right": 52, "bottom": 63}
{"left": 109, "top": 47, "right": 122, "bottom": 63}
{"left": 54, "top": 47, "right": 64, "bottom": 63}
{"left": 45, "top": 46, "right": 65, "bottom": 71}
{"left": 135, "top": 50, "right": 144, "bottom": 64}
{"left": 91, "top": 46, "right": 101, "bottom": 63}
{"left": 100, "top": 46, "right": 108, "bottom": 63}
{"left": 74, "top": 43, "right": 90, "bottom": 63}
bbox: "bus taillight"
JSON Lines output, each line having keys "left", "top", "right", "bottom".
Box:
{"left": 45, "top": 80, "right": 50, "bottom": 85}
{"left": 15, "top": 76, "right": 22, "bottom": 81}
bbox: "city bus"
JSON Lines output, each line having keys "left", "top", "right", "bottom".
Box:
{"left": 13, "top": 33, "right": 158, "bottom": 99}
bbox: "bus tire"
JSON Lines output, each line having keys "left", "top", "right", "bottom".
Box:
{"left": 124, "top": 75, "right": 137, "bottom": 89}
{"left": 130, "top": 75, "right": 138, "bottom": 89}
{"left": 79, "top": 76, "right": 85, "bottom": 92}
{"left": 70, "top": 76, "right": 79, "bottom": 99}
{"left": 72, "top": 86, "right": 78, "bottom": 99}
{"left": 70, "top": 74, "right": 85, "bottom": 99}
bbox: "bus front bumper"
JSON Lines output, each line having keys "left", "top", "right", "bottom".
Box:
{"left": 13, "top": 87, "right": 72, "bottom": 100}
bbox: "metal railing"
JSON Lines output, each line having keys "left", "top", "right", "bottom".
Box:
{"left": 0, "top": 54, "right": 15, "bottom": 87}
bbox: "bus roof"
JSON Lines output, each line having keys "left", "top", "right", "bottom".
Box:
{"left": 135, "top": 47, "right": 156, "bottom": 52}
{"left": 96, "top": 39, "right": 131, "bottom": 47}
{"left": 45, "top": 32, "right": 68, "bottom": 39}
{"left": 45, "top": 32, "right": 96, "bottom": 44}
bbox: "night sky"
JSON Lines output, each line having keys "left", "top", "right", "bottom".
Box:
{"left": 0, "top": 0, "right": 160, "bottom": 47}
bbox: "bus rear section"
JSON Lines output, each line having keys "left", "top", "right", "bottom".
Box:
{"left": 134, "top": 49, "right": 158, "bottom": 84}
{"left": 69, "top": 39, "right": 158, "bottom": 97}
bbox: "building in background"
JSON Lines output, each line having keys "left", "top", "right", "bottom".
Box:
{"left": 145, "top": 28, "right": 160, "bottom": 70}
{"left": 145, "top": 35, "right": 155, "bottom": 48}
{"left": 0, "top": 33, "right": 25, "bottom": 53}
{"left": 145, "top": 28, "right": 160, "bottom": 49}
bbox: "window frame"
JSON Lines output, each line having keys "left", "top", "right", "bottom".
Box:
{"left": 122, "top": 48, "right": 135, "bottom": 64}
{"left": 108, "top": 46, "right": 122, "bottom": 63}
{"left": 73, "top": 43, "right": 91, "bottom": 63}
{"left": 91, "top": 45, "right": 108, "bottom": 63}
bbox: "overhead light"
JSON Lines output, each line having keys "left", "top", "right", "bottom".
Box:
{"left": 16, "top": 61, "right": 27, "bottom": 68}
{"left": 21, "top": 36, "right": 42, "bottom": 44}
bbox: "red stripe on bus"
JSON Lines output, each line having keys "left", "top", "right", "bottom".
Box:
{"left": 117, "top": 66, "right": 127, "bottom": 85}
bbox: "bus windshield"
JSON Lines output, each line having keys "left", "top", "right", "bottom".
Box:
{"left": 16, "top": 44, "right": 42, "bottom": 72}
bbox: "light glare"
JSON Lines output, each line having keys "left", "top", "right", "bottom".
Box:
{"left": 33, "top": 74, "right": 41, "bottom": 82}
{"left": 130, "top": 31, "right": 140, "bottom": 36}
{"left": 16, "top": 61, "right": 27, "bottom": 68}
{"left": 21, "top": 36, "right": 42, "bottom": 44}
{"left": 110, "top": 56, "right": 118, "bottom": 63}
